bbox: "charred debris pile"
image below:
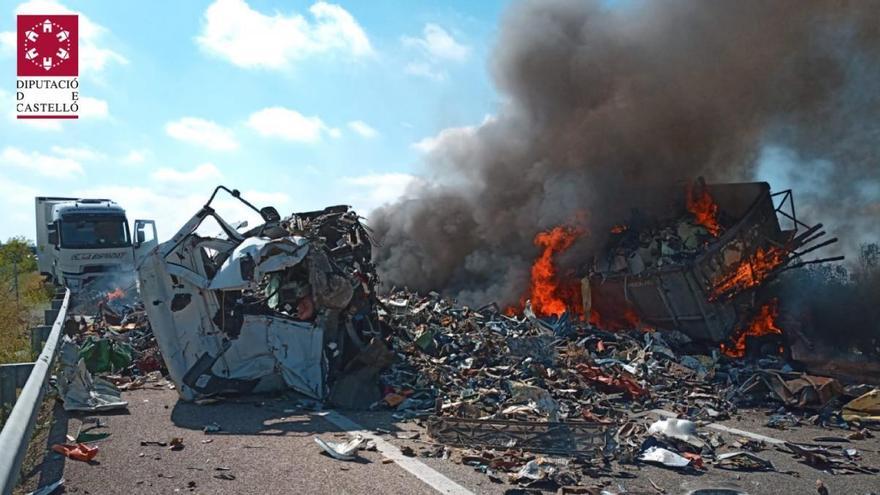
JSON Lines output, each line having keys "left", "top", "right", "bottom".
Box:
{"left": 371, "top": 180, "right": 880, "bottom": 486}
{"left": 62, "top": 185, "right": 879, "bottom": 487}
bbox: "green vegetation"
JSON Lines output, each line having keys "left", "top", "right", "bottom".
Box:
{"left": 0, "top": 237, "right": 53, "bottom": 364}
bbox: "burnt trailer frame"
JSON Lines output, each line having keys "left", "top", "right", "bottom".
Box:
{"left": 585, "top": 182, "right": 840, "bottom": 342}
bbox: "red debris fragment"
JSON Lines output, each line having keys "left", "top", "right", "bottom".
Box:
{"left": 52, "top": 443, "right": 99, "bottom": 462}
{"left": 576, "top": 363, "right": 647, "bottom": 398}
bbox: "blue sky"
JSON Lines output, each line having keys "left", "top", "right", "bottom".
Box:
{"left": 0, "top": 0, "right": 508, "bottom": 240}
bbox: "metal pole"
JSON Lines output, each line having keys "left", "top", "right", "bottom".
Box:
{"left": 11, "top": 259, "right": 18, "bottom": 308}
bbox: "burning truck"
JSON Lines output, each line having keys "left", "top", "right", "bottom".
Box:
{"left": 512, "top": 179, "right": 842, "bottom": 359}
{"left": 135, "top": 186, "right": 390, "bottom": 406}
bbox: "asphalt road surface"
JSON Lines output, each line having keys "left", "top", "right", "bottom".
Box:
{"left": 16, "top": 387, "right": 880, "bottom": 495}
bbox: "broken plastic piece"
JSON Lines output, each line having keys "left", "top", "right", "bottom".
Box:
{"left": 52, "top": 443, "right": 99, "bottom": 462}
{"left": 314, "top": 435, "right": 366, "bottom": 461}
{"left": 638, "top": 446, "right": 691, "bottom": 468}
{"left": 648, "top": 418, "right": 706, "bottom": 450}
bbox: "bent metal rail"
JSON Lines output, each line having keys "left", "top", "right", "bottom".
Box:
{"left": 0, "top": 289, "right": 70, "bottom": 495}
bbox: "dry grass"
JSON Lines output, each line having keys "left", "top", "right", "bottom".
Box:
{"left": 0, "top": 272, "right": 51, "bottom": 364}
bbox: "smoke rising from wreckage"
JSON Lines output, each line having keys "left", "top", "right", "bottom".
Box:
{"left": 371, "top": 0, "right": 880, "bottom": 310}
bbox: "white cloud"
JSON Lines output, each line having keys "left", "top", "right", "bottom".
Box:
{"left": 0, "top": 89, "right": 59, "bottom": 130}
{"left": 0, "top": 32, "right": 13, "bottom": 53}
{"left": 152, "top": 163, "right": 223, "bottom": 183}
{"left": 8, "top": 1, "right": 128, "bottom": 75}
{"left": 197, "top": 0, "right": 373, "bottom": 70}
{"left": 17, "top": 119, "right": 63, "bottom": 131}
{"left": 402, "top": 23, "right": 469, "bottom": 81}
{"left": 50, "top": 145, "right": 104, "bottom": 161}
{"left": 0, "top": 146, "right": 84, "bottom": 178}
{"left": 122, "top": 150, "right": 147, "bottom": 164}
{"left": 402, "top": 24, "right": 470, "bottom": 62}
{"left": 247, "top": 107, "right": 335, "bottom": 143}
{"left": 404, "top": 62, "right": 446, "bottom": 82}
{"left": 165, "top": 117, "right": 239, "bottom": 151}
{"left": 341, "top": 173, "right": 421, "bottom": 213}
{"left": 347, "top": 120, "right": 378, "bottom": 139}
{"left": 78, "top": 96, "right": 109, "bottom": 119}
{"left": 0, "top": 173, "right": 39, "bottom": 238}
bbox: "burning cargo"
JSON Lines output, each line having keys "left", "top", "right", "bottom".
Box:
{"left": 585, "top": 180, "right": 842, "bottom": 345}
{"left": 136, "top": 187, "right": 388, "bottom": 405}
{"left": 505, "top": 179, "right": 841, "bottom": 356}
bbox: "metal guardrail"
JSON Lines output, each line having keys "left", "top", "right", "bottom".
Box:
{"left": 0, "top": 289, "right": 70, "bottom": 495}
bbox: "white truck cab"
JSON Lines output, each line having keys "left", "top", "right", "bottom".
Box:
{"left": 35, "top": 197, "right": 157, "bottom": 291}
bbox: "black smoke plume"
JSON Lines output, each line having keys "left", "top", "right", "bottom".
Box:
{"left": 371, "top": 0, "right": 880, "bottom": 306}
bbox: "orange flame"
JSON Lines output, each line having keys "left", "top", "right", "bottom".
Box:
{"left": 686, "top": 182, "right": 721, "bottom": 236}
{"left": 527, "top": 226, "right": 584, "bottom": 318}
{"left": 610, "top": 224, "right": 627, "bottom": 234}
{"left": 720, "top": 299, "right": 783, "bottom": 358}
{"left": 711, "top": 246, "right": 787, "bottom": 299}
{"left": 106, "top": 287, "right": 125, "bottom": 301}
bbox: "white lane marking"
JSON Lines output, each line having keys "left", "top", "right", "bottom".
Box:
{"left": 650, "top": 409, "right": 785, "bottom": 445}
{"left": 318, "top": 411, "right": 475, "bottom": 495}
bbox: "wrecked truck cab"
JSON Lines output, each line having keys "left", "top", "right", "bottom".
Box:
{"left": 136, "top": 186, "right": 386, "bottom": 403}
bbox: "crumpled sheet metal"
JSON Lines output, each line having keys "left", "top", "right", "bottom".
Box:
{"left": 508, "top": 381, "right": 560, "bottom": 420}
{"left": 783, "top": 441, "right": 877, "bottom": 474}
{"left": 426, "top": 416, "right": 604, "bottom": 454}
{"left": 842, "top": 389, "right": 880, "bottom": 423}
{"left": 57, "top": 340, "right": 128, "bottom": 412}
{"left": 737, "top": 370, "right": 843, "bottom": 407}
{"left": 209, "top": 236, "right": 309, "bottom": 290}
{"left": 715, "top": 451, "right": 774, "bottom": 471}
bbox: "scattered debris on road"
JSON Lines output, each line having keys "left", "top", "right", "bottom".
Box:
{"left": 45, "top": 184, "right": 879, "bottom": 494}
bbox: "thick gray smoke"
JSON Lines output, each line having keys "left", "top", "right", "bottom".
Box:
{"left": 371, "top": 0, "right": 880, "bottom": 306}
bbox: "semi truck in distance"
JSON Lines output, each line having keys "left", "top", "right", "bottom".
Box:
{"left": 35, "top": 197, "right": 158, "bottom": 292}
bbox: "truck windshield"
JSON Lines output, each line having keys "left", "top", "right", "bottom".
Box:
{"left": 60, "top": 216, "right": 130, "bottom": 249}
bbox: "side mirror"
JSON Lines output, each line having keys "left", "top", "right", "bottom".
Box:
{"left": 136, "top": 228, "right": 146, "bottom": 246}
{"left": 47, "top": 223, "right": 58, "bottom": 246}
{"left": 260, "top": 206, "right": 280, "bottom": 222}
